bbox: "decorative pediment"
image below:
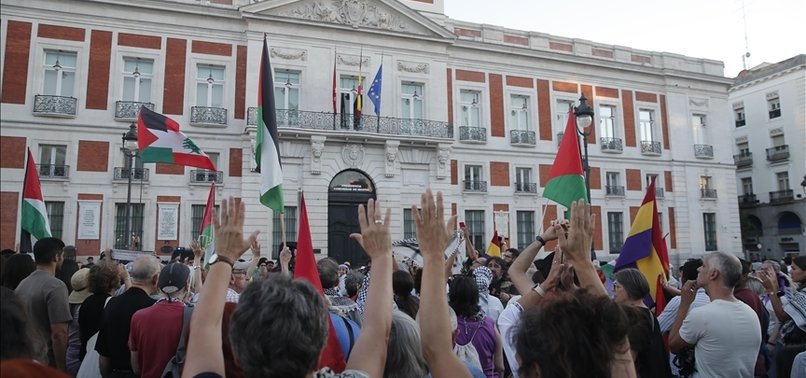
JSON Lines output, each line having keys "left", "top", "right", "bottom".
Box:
{"left": 271, "top": 47, "right": 307, "bottom": 61}
{"left": 338, "top": 53, "right": 371, "bottom": 67}
{"left": 242, "top": 0, "right": 455, "bottom": 40}
{"left": 397, "top": 60, "right": 429, "bottom": 74}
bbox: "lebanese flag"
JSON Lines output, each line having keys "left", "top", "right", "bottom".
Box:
{"left": 21, "top": 148, "right": 52, "bottom": 246}
{"left": 136, "top": 106, "right": 216, "bottom": 170}
{"left": 293, "top": 192, "right": 347, "bottom": 372}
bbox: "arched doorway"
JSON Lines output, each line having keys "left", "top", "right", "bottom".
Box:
{"left": 777, "top": 212, "right": 802, "bottom": 235}
{"left": 328, "top": 169, "right": 377, "bottom": 266}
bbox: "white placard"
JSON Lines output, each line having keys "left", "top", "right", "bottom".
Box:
{"left": 158, "top": 203, "right": 179, "bottom": 240}
{"left": 494, "top": 211, "right": 510, "bottom": 239}
{"left": 77, "top": 201, "right": 101, "bottom": 240}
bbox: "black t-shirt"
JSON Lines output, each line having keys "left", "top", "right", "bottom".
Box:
{"left": 78, "top": 293, "right": 110, "bottom": 359}
{"left": 95, "top": 287, "right": 156, "bottom": 370}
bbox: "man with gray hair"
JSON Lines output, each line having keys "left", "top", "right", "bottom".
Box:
{"left": 669, "top": 251, "right": 762, "bottom": 378}
{"left": 96, "top": 256, "right": 160, "bottom": 377}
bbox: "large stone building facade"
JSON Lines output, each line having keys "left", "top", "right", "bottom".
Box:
{"left": 1, "top": 0, "right": 742, "bottom": 265}
{"left": 730, "top": 55, "right": 806, "bottom": 260}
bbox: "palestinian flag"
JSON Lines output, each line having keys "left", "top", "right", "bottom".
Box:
{"left": 20, "top": 148, "right": 51, "bottom": 250}
{"left": 199, "top": 182, "right": 215, "bottom": 265}
{"left": 255, "top": 36, "right": 284, "bottom": 212}
{"left": 543, "top": 106, "right": 587, "bottom": 209}
{"left": 136, "top": 106, "right": 216, "bottom": 171}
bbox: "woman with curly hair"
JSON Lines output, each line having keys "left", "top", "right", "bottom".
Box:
{"left": 77, "top": 260, "right": 122, "bottom": 359}
{"left": 485, "top": 257, "right": 514, "bottom": 305}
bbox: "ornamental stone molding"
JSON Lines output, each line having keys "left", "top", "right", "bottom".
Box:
{"left": 769, "top": 127, "right": 784, "bottom": 137}
{"left": 735, "top": 135, "right": 748, "bottom": 143}
{"left": 278, "top": 0, "right": 429, "bottom": 35}
{"left": 338, "top": 54, "right": 371, "bottom": 67}
{"left": 397, "top": 60, "right": 429, "bottom": 74}
{"left": 342, "top": 144, "right": 365, "bottom": 167}
{"left": 385, "top": 140, "right": 400, "bottom": 177}
{"left": 689, "top": 98, "right": 708, "bottom": 108}
{"left": 311, "top": 135, "right": 326, "bottom": 175}
{"left": 436, "top": 144, "right": 451, "bottom": 179}
{"left": 271, "top": 47, "right": 308, "bottom": 61}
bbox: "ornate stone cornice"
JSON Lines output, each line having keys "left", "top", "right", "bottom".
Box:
{"left": 397, "top": 60, "right": 429, "bottom": 74}
{"left": 271, "top": 47, "right": 307, "bottom": 61}
{"left": 278, "top": 0, "right": 429, "bottom": 36}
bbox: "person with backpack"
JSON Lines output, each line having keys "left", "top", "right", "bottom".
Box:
{"left": 449, "top": 274, "right": 504, "bottom": 377}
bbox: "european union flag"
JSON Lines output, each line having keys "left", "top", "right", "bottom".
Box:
{"left": 367, "top": 64, "right": 382, "bottom": 115}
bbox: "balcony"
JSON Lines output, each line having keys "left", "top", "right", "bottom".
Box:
{"left": 734, "top": 152, "right": 753, "bottom": 168}
{"left": 656, "top": 188, "right": 665, "bottom": 199}
{"left": 605, "top": 185, "right": 625, "bottom": 197}
{"left": 769, "top": 189, "right": 794, "bottom": 204}
{"left": 37, "top": 164, "right": 69, "bottom": 179}
{"left": 600, "top": 137, "right": 623, "bottom": 152}
{"left": 463, "top": 180, "right": 487, "bottom": 192}
{"left": 190, "top": 106, "right": 228, "bottom": 127}
{"left": 738, "top": 193, "right": 757, "bottom": 207}
{"left": 247, "top": 108, "right": 453, "bottom": 139}
{"left": 700, "top": 188, "right": 717, "bottom": 199}
{"left": 190, "top": 169, "right": 223, "bottom": 184}
{"left": 735, "top": 119, "right": 746, "bottom": 127}
{"left": 459, "top": 127, "right": 487, "bottom": 143}
{"left": 766, "top": 145, "right": 789, "bottom": 162}
{"left": 115, "top": 101, "right": 154, "bottom": 120}
{"left": 556, "top": 132, "right": 564, "bottom": 147}
{"left": 33, "top": 95, "right": 77, "bottom": 117}
{"left": 510, "top": 130, "right": 536, "bottom": 146}
{"left": 694, "top": 144, "right": 714, "bottom": 159}
{"left": 640, "top": 140, "right": 662, "bottom": 155}
{"left": 113, "top": 167, "right": 149, "bottom": 181}
{"left": 514, "top": 182, "right": 538, "bottom": 193}
{"left": 769, "top": 109, "right": 781, "bottom": 119}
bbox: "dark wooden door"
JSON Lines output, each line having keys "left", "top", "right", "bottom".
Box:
{"left": 327, "top": 202, "right": 368, "bottom": 266}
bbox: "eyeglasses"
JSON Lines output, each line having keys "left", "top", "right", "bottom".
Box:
{"left": 232, "top": 270, "right": 247, "bottom": 276}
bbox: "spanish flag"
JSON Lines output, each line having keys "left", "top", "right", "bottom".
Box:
{"left": 486, "top": 230, "right": 501, "bottom": 257}
{"left": 614, "top": 176, "right": 670, "bottom": 315}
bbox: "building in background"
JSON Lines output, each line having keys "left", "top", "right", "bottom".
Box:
{"left": 730, "top": 55, "right": 805, "bottom": 260}
{"left": 1, "top": 0, "right": 742, "bottom": 264}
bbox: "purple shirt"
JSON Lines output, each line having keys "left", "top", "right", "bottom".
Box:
{"left": 456, "top": 316, "right": 499, "bottom": 378}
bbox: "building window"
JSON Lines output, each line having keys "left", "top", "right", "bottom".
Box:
{"left": 190, "top": 204, "right": 219, "bottom": 241}
{"left": 703, "top": 213, "right": 717, "bottom": 251}
{"left": 516, "top": 211, "right": 535, "bottom": 249}
{"left": 607, "top": 212, "right": 624, "bottom": 254}
{"left": 274, "top": 70, "right": 299, "bottom": 111}
{"left": 767, "top": 93, "right": 781, "bottom": 119}
{"left": 699, "top": 176, "right": 712, "bottom": 190}
{"left": 122, "top": 58, "right": 153, "bottom": 102}
{"left": 692, "top": 114, "right": 707, "bottom": 144}
{"left": 515, "top": 167, "right": 533, "bottom": 191}
{"left": 599, "top": 105, "right": 617, "bottom": 139}
{"left": 402, "top": 208, "right": 419, "bottom": 239}
{"left": 639, "top": 109, "right": 656, "bottom": 142}
{"left": 464, "top": 164, "right": 483, "bottom": 191}
{"left": 605, "top": 171, "right": 623, "bottom": 196}
{"left": 464, "top": 210, "right": 485, "bottom": 249}
{"left": 509, "top": 95, "right": 529, "bottom": 131}
{"left": 734, "top": 106, "right": 746, "bottom": 127}
{"left": 657, "top": 212, "right": 664, "bottom": 234}
{"left": 555, "top": 99, "right": 574, "bottom": 132}
{"left": 45, "top": 201, "right": 64, "bottom": 240}
{"left": 114, "top": 203, "right": 144, "bottom": 249}
{"left": 121, "top": 149, "right": 144, "bottom": 170}
{"left": 645, "top": 173, "right": 659, "bottom": 188}
{"left": 737, "top": 142, "right": 750, "bottom": 156}
{"left": 460, "top": 90, "right": 481, "bottom": 127}
{"left": 196, "top": 65, "right": 225, "bottom": 107}
{"left": 741, "top": 177, "right": 753, "bottom": 195}
{"left": 272, "top": 206, "right": 298, "bottom": 252}
{"left": 44, "top": 50, "right": 77, "bottom": 97}
{"left": 777, "top": 172, "right": 790, "bottom": 190}
{"left": 772, "top": 134, "right": 785, "bottom": 147}
{"left": 39, "top": 145, "right": 67, "bottom": 177}
{"left": 401, "top": 82, "right": 424, "bottom": 119}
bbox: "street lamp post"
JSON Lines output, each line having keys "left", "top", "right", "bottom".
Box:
{"left": 122, "top": 123, "right": 139, "bottom": 250}
{"left": 574, "top": 94, "right": 595, "bottom": 259}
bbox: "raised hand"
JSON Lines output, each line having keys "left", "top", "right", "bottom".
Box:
{"left": 350, "top": 199, "right": 392, "bottom": 260}
{"left": 540, "top": 219, "right": 568, "bottom": 243}
{"left": 558, "top": 200, "right": 594, "bottom": 264}
{"left": 759, "top": 267, "right": 779, "bottom": 293}
{"left": 250, "top": 239, "right": 261, "bottom": 258}
{"left": 190, "top": 239, "right": 204, "bottom": 260}
{"left": 213, "top": 197, "right": 259, "bottom": 262}
{"left": 413, "top": 189, "right": 456, "bottom": 259}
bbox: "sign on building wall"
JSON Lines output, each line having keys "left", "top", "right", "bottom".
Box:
{"left": 77, "top": 201, "right": 101, "bottom": 240}
{"left": 494, "top": 211, "right": 510, "bottom": 239}
{"left": 158, "top": 203, "right": 179, "bottom": 240}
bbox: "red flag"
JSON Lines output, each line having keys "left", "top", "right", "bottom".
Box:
{"left": 332, "top": 51, "right": 338, "bottom": 114}
{"left": 293, "top": 192, "right": 347, "bottom": 371}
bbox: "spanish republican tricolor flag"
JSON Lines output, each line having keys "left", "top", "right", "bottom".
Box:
{"left": 614, "top": 176, "right": 670, "bottom": 315}
{"left": 136, "top": 106, "right": 216, "bottom": 171}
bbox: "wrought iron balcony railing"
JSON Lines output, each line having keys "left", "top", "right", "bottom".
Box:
{"left": 600, "top": 137, "right": 623, "bottom": 152}
{"left": 769, "top": 109, "right": 781, "bottom": 119}
{"left": 515, "top": 182, "right": 538, "bottom": 193}
{"left": 605, "top": 185, "right": 625, "bottom": 197}
{"left": 463, "top": 180, "right": 487, "bottom": 192}
{"left": 694, "top": 144, "right": 714, "bottom": 159}
{"left": 769, "top": 189, "right": 794, "bottom": 203}
{"left": 738, "top": 193, "right": 757, "bottom": 207}
{"left": 510, "top": 130, "right": 536, "bottom": 146}
{"left": 734, "top": 152, "right": 753, "bottom": 168}
{"left": 113, "top": 167, "right": 149, "bottom": 181}
{"left": 700, "top": 188, "right": 718, "bottom": 199}
{"left": 735, "top": 119, "right": 746, "bottom": 127}
{"left": 115, "top": 101, "right": 154, "bottom": 120}
{"left": 190, "top": 170, "right": 223, "bottom": 184}
{"left": 656, "top": 188, "right": 665, "bottom": 198}
{"left": 33, "top": 95, "right": 77, "bottom": 117}
{"left": 766, "top": 145, "right": 789, "bottom": 162}
{"left": 37, "top": 164, "right": 69, "bottom": 179}
{"left": 640, "top": 140, "right": 662, "bottom": 155}
{"left": 191, "top": 106, "right": 228, "bottom": 126}
{"left": 246, "top": 108, "right": 453, "bottom": 139}
{"left": 459, "top": 126, "right": 487, "bottom": 142}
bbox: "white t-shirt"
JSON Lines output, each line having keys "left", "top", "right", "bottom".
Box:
{"left": 679, "top": 299, "right": 761, "bottom": 378}
{"left": 497, "top": 297, "right": 523, "bottom": 378}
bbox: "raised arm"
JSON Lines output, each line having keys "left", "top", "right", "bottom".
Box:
{"left": 415, "top": 190, "right": 471, "bottom": 378}
{"left": 558, "top": 200, "right": 605, "bottom": 296}
{"left": 246, "top": 240, "right": 260, "bottom": 280}
{"left": 346, "top": 199, "right": 393, "bottom": 377}
{"left": 183, "top": 198, "right": 258, "bottom": 378}
{"left": 760, "top": 268, "right": 790, "bottom": 323}
{"left": 508, "top": 220, "right": 563, "bottom": 295}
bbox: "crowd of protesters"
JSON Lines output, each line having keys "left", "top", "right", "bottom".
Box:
{"left": 1, "top": 189, "right": 805, "bottom": 378}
